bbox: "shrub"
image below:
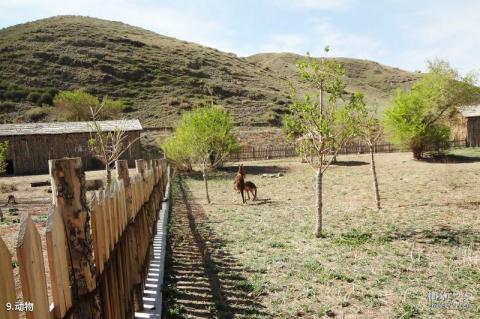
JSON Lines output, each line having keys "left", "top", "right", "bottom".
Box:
{"left": 0, "top": 102, "right": 16, "bottom": 112}
{"left": 37, "top": 92, "right": 53, "bottom": 105}
{"left": 161, "top": 136, "right": 192, "bottom": 171}
{"left": 54, "top": 90, "right": 124, "bottom": 121}
{"left": 54, "top": 90, "right": 98, "bottom": 121}
{"left": 25, "top": 107, "right": 52, "bottom": 122}
{"left": 4, "top": 88, "right": 28, "bottom": 101}
{"left": 99, "top": 97, "right": 124, "bottom": 119}
{"left": 27, "top": 91, "right": 41, "bottom": 104}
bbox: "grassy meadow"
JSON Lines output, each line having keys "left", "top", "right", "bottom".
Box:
{"left": 164, "top": 150, "right": 480, "bottom": 318}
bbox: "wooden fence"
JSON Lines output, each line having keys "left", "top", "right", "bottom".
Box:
{"left": 227, "top": 139, "right": 468, "bottom": 162}
{"left": 0, "top": 157, "right": 169, "bottom": 319}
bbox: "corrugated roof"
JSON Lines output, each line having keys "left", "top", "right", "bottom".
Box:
{"left": 459, "top": 105, "right": 480, "bottom": 118}
{"left": 0, "top": 119, "right": 143, "bottom": 136}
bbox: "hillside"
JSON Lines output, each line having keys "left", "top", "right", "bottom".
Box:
{"left": 0, "top": 16, "right": 420, "bottom": 127}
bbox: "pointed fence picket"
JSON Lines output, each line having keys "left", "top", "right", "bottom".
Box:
{"left": 16, "top": 214, "right": 50, "bottom": 319}
{"left": 0, "top": 236, "right": 18, "bottom": 319}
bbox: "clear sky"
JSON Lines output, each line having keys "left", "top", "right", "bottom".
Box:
{"left": 0, "top": 0, "right": 479, "bottom": 74}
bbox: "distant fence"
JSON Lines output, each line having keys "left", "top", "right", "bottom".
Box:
{"left": 0, "top": 157, "right": 169, "bottom": 319}
{"left": 227, "top": 139, "right": 468, "bottom": 162}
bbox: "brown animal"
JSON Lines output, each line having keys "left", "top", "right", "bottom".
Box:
{"left": 6, "top": 195, "right": 16, "bottom": 205}
{"left": 233, "top": 164, "right": 246, "bottom": 203}
{"left": 244, "top": 181, "right": 257, "bottom": 201}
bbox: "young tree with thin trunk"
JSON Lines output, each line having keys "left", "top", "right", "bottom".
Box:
{"left": 283, "top": 49, "right": 363, "bottom": 238}
{"left": 356, "top": 95, "right": 383, "bottom": 211}
{"left": 88, "top": 99, "right": 138, "bottom": 186}
{"left": 161, "top": 105, "right": 238, "bottom": 204}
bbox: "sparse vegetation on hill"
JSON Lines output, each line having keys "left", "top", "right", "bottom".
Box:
{"left": 0, "top": 15, "right": 421, "bottom": 127}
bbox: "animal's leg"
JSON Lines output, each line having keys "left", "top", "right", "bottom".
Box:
{"left": 253, "top": 188, "right": 257, "bottom": 200}
{"left": 240, "top": 187, "right": 245, "bottom": 203}
{"left": 246, "top": 189, "right": 250, "bottom": 200}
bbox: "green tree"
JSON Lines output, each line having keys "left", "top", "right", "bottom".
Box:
{"left": 384, "top": 59, "right": 479, "bottom": 159}
{"left": 283, "top": 51, "right": 363, "bottom": 238}
{"left": 161, "top": 105, "right": 238, "bottom": 203}
{"left": 0, "top": 141, "right": 8, "bottom": 174}
{"left": 54, "top": 90, "right": 124, "bottom": 121}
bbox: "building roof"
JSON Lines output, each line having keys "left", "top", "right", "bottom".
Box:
{"left": 0, "top": 119, "right": 143, "bottom": 136}
{"left": 459, "top": 105, "right": 480, "bottom": 118}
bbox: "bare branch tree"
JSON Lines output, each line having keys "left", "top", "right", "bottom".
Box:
{"left": 88, "top": 98, "right": 139, "bottom": 186}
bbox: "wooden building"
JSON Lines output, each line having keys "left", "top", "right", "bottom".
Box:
{"left": 0, "top": 120, "right": 142, "bottom": 175}
{"left": 459, "top": 105, "right": 480, "bottom": 147}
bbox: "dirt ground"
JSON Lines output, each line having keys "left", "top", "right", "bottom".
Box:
{"left": 164, "top": 150, "right": 480, "bottom": 319}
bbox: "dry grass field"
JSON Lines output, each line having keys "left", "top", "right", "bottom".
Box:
{"left": 164, "top": 150, "right": 480, "bottom": 319}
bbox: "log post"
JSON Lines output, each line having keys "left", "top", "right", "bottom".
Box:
{"left": 49, "top": 157, "right": 102, "bottom": 319}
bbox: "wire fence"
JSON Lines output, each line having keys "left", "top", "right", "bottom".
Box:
{"left": 227, "top": 139, "right": 468, "bottom": 162}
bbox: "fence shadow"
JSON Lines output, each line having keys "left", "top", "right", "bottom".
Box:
{"left": 163, "top": 176, "right": 269, "bottom": 318}
{"left": 331, "top": 160, "right": 369, "bottom": 167}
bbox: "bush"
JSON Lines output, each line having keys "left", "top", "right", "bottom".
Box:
{"left": 27, "top": 92, "right": 41, "bottom": 104}
{"left": 37, "top": 92, "right": 53, "bottom": 105}
{"left": 161, "top": 136, "right": 192, "bottom": 171}
{"left": 54, "top": 90, "right": 124, "bottom": 121}
{"left": 4, "top": 88, "right": 28, "bottom": 101}
{"left": 0, "top": 102, "right": 16, "bottom": 112}
{"left": 25, "top": 107, "right": 52, "bottom": 122}
{"left": 54, "top": 90, "right": 98, "bottom": 121}
{"left": 99, "top": 97, "right": 125, "bottom": 119}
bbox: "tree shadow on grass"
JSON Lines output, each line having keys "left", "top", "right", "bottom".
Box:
{"left": 163, "top": 176, "right": 270, "bottom": 319}
{"left": 184, "top": 165, "right": 289, "bottom": 182}
{"left": 331, "top": 160, "right": 369, "bottom": 167}
{"left": 421, "top": 154, "right": 480, "bottom": 164}
{"left": 219, "top": 165, "right": 289, "bottom": 175}
{"left": 387, "top": 226, "right": 480, "bottom": 246}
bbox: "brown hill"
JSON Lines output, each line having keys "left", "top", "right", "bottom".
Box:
{"left": 0, "top": 16, "right": 420, "bottom": 127}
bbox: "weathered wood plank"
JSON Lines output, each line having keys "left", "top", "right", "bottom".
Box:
{"left": 0, "top": 235, "right": 18, "bottom": 319}
{"left": 46, "top": 206, "right": 73, "bottom": 319}
{"left": 16, "top": 213, "right": 50, "bottom": 319}
{"left": 91, "top": 194, "right": 106, "bottom": 275}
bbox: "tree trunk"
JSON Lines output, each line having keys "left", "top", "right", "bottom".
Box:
{"left": 105, "top": 166, "right": 112, "bottom": 186}
{"left": 203, "top": 165, "right": 211, "bottom": 204}
{"left": 369, "top": 145, "right": 381, "bottom": 211}
{"left": 315, "top": 169, "right": 323, "bottom": 238}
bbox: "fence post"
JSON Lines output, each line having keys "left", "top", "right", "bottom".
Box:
{"left": 0, "top": 236, "right": 17, "bottom": 319}
{"left": 49, "top": 157, "right": 102, "bottom": 318}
